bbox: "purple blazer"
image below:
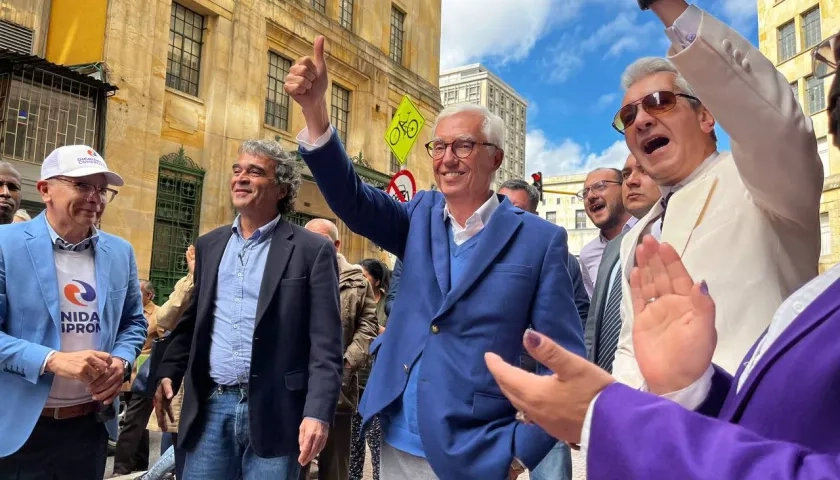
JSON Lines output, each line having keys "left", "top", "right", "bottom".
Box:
{"left": 588, "top": 278, "right": 840, "bottom": 479}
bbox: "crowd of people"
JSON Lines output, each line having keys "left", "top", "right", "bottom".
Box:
{"left": 1, "top": 0, "right": 839, "bottom": 479}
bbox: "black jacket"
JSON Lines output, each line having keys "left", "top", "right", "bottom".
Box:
{"left": 156, "top": 219, "right": 343, "bottom": 457}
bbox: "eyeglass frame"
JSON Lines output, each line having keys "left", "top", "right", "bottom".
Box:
{"left": 812, "top": 32, "right": 839, "bottom": 80}
{"left": 52, "top": 177, "right": 119, "bottom": 203}
{"left": 612, "top": 91, "right": 700, "bottom": 134}
{"left": 424, "top": 139, "right": 499, "bottom": 160}
{"left": 576, "top": 180, "right": 622, "bottom": 199}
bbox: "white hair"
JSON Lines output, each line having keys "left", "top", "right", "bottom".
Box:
{"left": 433, "top": 103, "right": 505, "bottom": 148}
{"left": 621, "top": 57, "right": 717, "bottom": 142}
{"left": 621, "top": 57, "right": 698, "bottom": 99}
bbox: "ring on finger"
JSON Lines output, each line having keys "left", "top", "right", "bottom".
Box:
{"left": 645, "top": 297, "right": 657, "bottom": 304}
{"left": 515, "top": 411, "right": 532, "bottom": 424}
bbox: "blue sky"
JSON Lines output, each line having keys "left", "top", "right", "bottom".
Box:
{"left": 439, "top": 0, "right": 758, "bottom": 176}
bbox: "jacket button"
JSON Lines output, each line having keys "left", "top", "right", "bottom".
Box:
{"left": 722, "top": 39, "right": 732, "bottom": 53}
{"left": 430, "top": 325, "right": 440, "bottom": 334}
{"left": 403, "top": 364, "right": 409, "bottom": 373}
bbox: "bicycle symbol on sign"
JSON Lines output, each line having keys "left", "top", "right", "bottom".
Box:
{"left": 388, "top": 111, "right": 419, "bottom": 146}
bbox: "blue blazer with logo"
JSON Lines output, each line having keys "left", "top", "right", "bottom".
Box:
{"left": 0, "top": 213, "right": 147, "bottom": 456}
{"left": 300, "top": 131, "right": 585, "bottom": 479}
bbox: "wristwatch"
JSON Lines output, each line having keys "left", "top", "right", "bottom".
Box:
{"left": 638, "top": 0, "right": 656, "bottom": 9}
{"left": 121, "top": 358, "right": 131, "bottom": 382}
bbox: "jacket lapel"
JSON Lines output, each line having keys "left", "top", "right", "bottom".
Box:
{"left": 661, "top": 173, "right": 717, "bottom": 257}
{"left": 437, "top": 200, "right": 522, "bottom": 315}
{"left": 94, "top": 236, "right": 111, "bottom": 319}
{"left": 255, "top": 220, "right": 294, "bottom": 328}
{"left": 725, "top": 278, "right": 840, "bottom": 420}
{"left": 24, "top": 215, "right": 60, "bottom": 328}
{"left": 430, "top": 198, "right": 451, "bottom": 297}
{"left": 622, "top": 206, "right": 660, "bottom": 279}
{"left": 202, "top": 228, "right": 232, "bottom": 322}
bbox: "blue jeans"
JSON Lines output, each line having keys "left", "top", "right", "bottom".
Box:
{"left": 183, "top": 385, "right": 301, "bottom": 480}
{"left": 530, "top": 442, "right": 572, "bottom": 480}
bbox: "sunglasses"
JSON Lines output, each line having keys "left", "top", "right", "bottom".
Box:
{"left": 813, "top": 32, "right": 838, "bottom": 80}
{"left": 612, "top": 91, "right": 700, "bottom": 134}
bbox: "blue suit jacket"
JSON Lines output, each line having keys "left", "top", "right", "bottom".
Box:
{"left": 300, "top": 132, "right": 585, "bottom": 479}
{"left": 0, "top": 213, "right": 147, "bottom": 456}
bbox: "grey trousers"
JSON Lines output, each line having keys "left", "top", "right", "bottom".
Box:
{"left": 380, "top": 441, "right": 438, "bottom": 479}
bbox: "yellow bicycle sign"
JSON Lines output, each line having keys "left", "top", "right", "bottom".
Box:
{"left": 385, "top": 95, "right": 425, "bottom": 165}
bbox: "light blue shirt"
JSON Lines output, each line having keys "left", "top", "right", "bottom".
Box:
{"left": 208, "top": 213, "right": 281, "bottom": 386}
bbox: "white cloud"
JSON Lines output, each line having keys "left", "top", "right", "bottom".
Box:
{"left": 526, "top": 129, "right": 629, "bottom": 176}
{"left": 715, "top": 0, "right": 757, "bottom": 32}
{"left": 543, "top": 9, "right": 660, "bottom": 84}
{"left": 440, "top": 0, "right": 563, "bottom": 69}
{"left": 594, "top": 93, "right": 618, "bottom": 111}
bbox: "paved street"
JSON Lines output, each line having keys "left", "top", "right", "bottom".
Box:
{"left": 108, "top": 435, "right": 587, "bottom": 479}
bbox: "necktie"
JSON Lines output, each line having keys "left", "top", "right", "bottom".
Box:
{"left": 660, "top": 192, "right": 674, "bottom": 225}
{"left": 595, "top": 263, "right": 624, "bottom": 372}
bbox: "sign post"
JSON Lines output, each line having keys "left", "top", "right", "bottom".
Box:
{"left": 385, "top": 95, "right": 426, "bottom": 165}
{"left": 386, "top": 170, "right": 417, "bottom": 203}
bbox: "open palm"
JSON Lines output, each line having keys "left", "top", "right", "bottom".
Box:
{"left": 630, "top": 236, "right": 717, "bottom": 395}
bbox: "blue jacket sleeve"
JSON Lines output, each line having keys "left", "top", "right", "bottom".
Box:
{"left": 566, "top": 253, "right": 590, "bottom": 329}
{"left": 111, "top": 248, "right": 149, "bottom": 365}
{"left": 384, "top": 259, "right": 402, "bottom": 317}
{"left": 299, "top": 131, "right": 414, "bottom": 258}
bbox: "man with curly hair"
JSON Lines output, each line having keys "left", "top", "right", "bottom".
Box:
{"left": 154, "top": 139, "right": 344, "bottom": 479}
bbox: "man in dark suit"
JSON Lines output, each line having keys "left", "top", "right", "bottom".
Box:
{"left": 284, "top": 37, "right": 584, "bottom": 479}
{"left": 154, "top": 139, "right": 344, "bottom": 480}
{"left": 585, "top": 154, "right": 659, "bottom": 372}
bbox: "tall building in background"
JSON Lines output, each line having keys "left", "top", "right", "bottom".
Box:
{"left": 535, "top": 174, "right": 593, "bottom": 257}
{"left": 439, "top": 64, "right": 527, "bottom": 190}
{"left": 1, "top": 0, "right": 442, "bottom": 296}
{"left": 758, "top": 0, "right": 839, "bottom": 272}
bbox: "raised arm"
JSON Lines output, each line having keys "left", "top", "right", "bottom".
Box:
{"left": 657, "top": 1, "right": 822, "bottom": 223}
{"left": 286, "top": 36, "right": 412, "bottom": 256}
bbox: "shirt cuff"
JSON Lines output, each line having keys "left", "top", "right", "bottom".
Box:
{"left": 640, "top": 364, "right": 715, "bottom": 410}
{"left": 579, "top": 391, "right": 601, "bottom": 460}
{"left": 665, "top": 4, "right": 701, "bottom": 51}
{"left": 40, "top": 350, "right": 56, "bottom": 375}
{"left": 296, "top": 127, "right": 334, "bottom": 152}
{"left": 305, "top": 416, "right": 329, "bottom": 425}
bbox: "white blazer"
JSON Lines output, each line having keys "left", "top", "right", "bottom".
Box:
{"left": 612, "top": 8, "right": 823, "bottom": 388}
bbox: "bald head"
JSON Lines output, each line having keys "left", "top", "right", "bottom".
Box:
{"left": 305, "top": 218, "right": 340, "bottom": 250}
{"left": 0, "top": 161, "right": 22, "bottom": 225}
{"left": 140, "top": 280, "right": 155, "bottom": 306}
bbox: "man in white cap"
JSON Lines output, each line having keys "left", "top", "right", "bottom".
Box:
{"left": 0, "top": 145, "right": 147, "bottom": 479}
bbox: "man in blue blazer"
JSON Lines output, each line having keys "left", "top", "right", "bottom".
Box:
{"left": 285, "top": 37, "right": 585, "bottom": 479}
{"left": 0, "top": 145, "right": 147, "bottom": 479}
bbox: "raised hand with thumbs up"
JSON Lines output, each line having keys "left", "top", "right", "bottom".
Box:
{"left": 285, "top": 35, "right": 331, "bottom": 142}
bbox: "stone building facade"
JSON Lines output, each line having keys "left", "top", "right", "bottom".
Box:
{"left": 758, "top": 0, "right": 839, "bottom": 272}
{"left": 2, "top": 0, "right": 442, "bottom": 296}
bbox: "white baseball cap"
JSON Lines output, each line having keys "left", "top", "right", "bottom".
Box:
{"left": 40, "top": 145, "right": 124, "bottom": 187}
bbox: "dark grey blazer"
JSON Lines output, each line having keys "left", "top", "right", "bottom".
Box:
{"left": 584, "top": 232, "right": 626, "bottom": 362}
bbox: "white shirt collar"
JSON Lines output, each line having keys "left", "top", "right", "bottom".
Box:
{"left": 598, "top": 216, "right": 638, "bottom": 244}
{"left": 443, "top": 192, "right": 501, "bottom": 245}
{"left": 659, "top": 151, "right": 720, "bottom": 198}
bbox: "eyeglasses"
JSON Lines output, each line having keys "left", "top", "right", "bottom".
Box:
{"left": 425, "top": 139, "right": 498, "bottom": 160}
{"left": 612, "top": 91, "right": 700, "bottom": 134}
{"left": 53, "top": 177, "right": 118, "bottom": 203}
{"left": 576, "top": 180, "right": 622, "bottom": 199}
{"left": 813, "top": 32, "right": 838, "bottom": 80}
